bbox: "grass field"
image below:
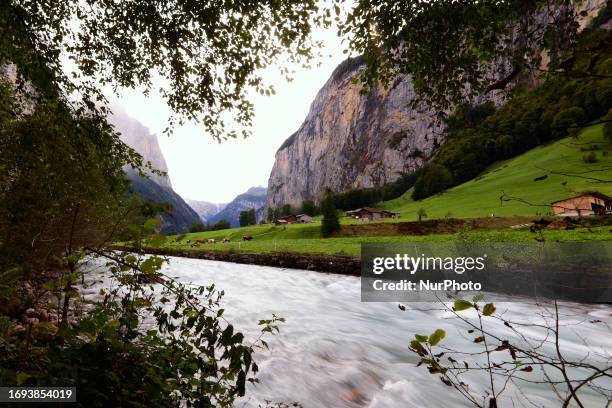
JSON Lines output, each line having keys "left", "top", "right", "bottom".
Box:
{"left": 160, "top": 124, "right": 612, "bottom": 256}
{"left": 382, "top": 124, "right": 612, "bottom": 220}
{"left": 162, "top": 227, "right": 611, "bottom": 257}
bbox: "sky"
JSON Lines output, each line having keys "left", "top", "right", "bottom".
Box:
{"left": 107, "top": 25, "right": 346, "bottom": 204}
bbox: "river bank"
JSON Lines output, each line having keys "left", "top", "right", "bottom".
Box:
{"left": 111, "top": 245, "right": 361, "bottom": 275}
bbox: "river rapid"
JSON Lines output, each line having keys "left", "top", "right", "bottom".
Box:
{"left": 84, "top": 256, "right": 612, "bottom": 408}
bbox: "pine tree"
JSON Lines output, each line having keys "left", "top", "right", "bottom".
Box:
{"left": 321, "top": 190, "right": 340, "bottom": 238}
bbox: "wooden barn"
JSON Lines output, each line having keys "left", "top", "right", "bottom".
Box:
{"left": 275, "top": 215, "right": 298, "bottom": 225}
{"left": 552, "top": 192, "right": 611, "bottom": 217}
{"left": 345, "top": 207, "right": 400, "bottom": 221}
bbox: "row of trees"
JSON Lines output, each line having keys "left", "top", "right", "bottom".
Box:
{"left": 412, "top": 22, "right": 612, "bottom": 200}
{"left": 239, "top": 209, "right": 257, "bottom": 227}
{"left": 332, "top": 171, "right": 423, "bottom": 210}
{"left": 190, "top": 219, "right": 231, "bottom": 232}
{"left": 266, "top": 200, "right": 320, "bottom": 223}
{"left": 268, "top": 169, "right": 423, "bottom": 224}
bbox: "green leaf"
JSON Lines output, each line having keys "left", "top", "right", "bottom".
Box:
{"left": 483, "top": 303, "right": 496, "bottom": 316}
{"left": 144, "top": 218, "right": 160, "bottom": 230}
{"left": 409, "top": 340, "right": 427, "bottom": 356}
{"left": 429, "top": 329, "right": 446, "bottom": 346}
{"left": 414, "top": 334, "right": 428, "bottom": 343}
{"left": 453, "top": 299, "right": 473, "bottom": 311}
{"left": 472, "top": 294, "right": 485, "bottom": 302}
{"left": 243, "top": 350, "right": 252, "bottom": 372}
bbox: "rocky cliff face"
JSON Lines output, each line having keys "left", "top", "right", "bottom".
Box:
{"left": 110, "top": 107, "right": 172, "bottom": 189}
{"left": 110, "top": 108, "right": 200, "bottom": 233}
{"left": 266, "top": 57, "right": 442, "bottom": 208}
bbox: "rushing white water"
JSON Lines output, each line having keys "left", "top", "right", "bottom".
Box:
{"left": 83, "top": 256, "right": 612, "bottom": 407}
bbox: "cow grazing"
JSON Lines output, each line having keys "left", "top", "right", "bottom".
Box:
{"left": 223, "top": 238, "right": 230, "bottom": 243}
{"left": 195, "top": 239, "right": 206, "bottom": 245}
{"left": 242, "top": 235, "right": 253, "bottom": 241}
{"left": 207, "top": 239, "right": 216, "bottom": 244}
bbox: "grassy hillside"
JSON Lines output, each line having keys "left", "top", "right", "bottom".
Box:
{"left": 382, "top": 124, "right": 612, "bottom": 220}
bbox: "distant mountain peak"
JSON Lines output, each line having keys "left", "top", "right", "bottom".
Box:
{"left": 208, "top": 186, "right": 267, "bottom": 227}
{"left": 109, "top": 105, "right": 172, "bottom": 189}
{"left": 245, "top": 186, "right": 267, "bottom": 196}
{"left": 185, "top": 199, "right": 227, "bottom": 223}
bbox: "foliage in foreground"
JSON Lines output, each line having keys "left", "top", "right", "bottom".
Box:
{"left": 0, "top": 224, "right": 284, "bottom": 407}
{"left": 406, "top": 297, "right": 611, "bottom": 407}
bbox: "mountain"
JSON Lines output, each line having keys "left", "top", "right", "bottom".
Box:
{"left": 266, "top": 56, "right": 443, "bottom": 209}
{"left": 208, "top": 187, "right": 267, "bottom": 227}
{"left": 127, "top": 172, "right": 200, "bottom": 233}
{"left": 110, "top": 106, "right": 172, "bottom": 189}
{"left": 186, "top": 200, "right": 227, "bottom": 223}
{"left": 109, "top": 108, "right": 200, "bottom": 233}
{"left": 265, "top": 1, "right": 606, "bottom": 210}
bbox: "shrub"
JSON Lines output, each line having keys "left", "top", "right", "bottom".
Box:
{"left": 582, "top": 151, "right": 597, "bottom": 163}
{"left": 417, "top": 208, "right": 427, "bottom": 222}
{"left": 299, "top": 199, "right": 318, "bottom": 216}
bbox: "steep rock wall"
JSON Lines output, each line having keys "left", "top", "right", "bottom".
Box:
{"left": 266, "top": 57, "right": 442, "bottom": 208}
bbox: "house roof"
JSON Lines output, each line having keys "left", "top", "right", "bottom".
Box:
{"left": 345, "top": 207, "right": 401, "bottom": 215}
{"left": 551, "top": 192, "right": 611, "bottom": 205}
{"left": 346, "top": 207, "right": 382, "bottom": 214}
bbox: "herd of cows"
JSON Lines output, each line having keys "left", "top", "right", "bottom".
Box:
{"left": 182, "top": 235, "right": 254, "bottom": 247}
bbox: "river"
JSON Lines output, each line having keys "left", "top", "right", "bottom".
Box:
{"left": 84, "top": 256, "right": 612, "bottom": 407}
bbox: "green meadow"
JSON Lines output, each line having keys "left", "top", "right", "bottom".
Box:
{"left": 162, "top": 227, "right": 611, "bottom": 257}
{"left": 161, "top": 125, "right": 612, "bottom": 256}
{"left": 382, "top": 124, "right": 612, "bottom": 220}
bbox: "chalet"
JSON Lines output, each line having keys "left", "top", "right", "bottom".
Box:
{"left": 380, "top": 210, "right": 401, "bottom": 219}
{"left": 552, "top": 192, "right": 612, "bottom": 217}
{"left": 275, "top": 215, "right": 298, "bottom": 225}
{"left": 345, "top": 207, "right": 400, "bottom": 221}
{"left": 295, "top": 214, "right": 313, "bottom": 223}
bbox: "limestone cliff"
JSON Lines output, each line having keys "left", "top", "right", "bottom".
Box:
{"left": 110, "top": 106, "right": 172, "bottom": 189}
{"left": 266, "top": 1, "right": 606, "bottom": 209}
{"left": 109, "top": 108, "right": 200, "bottom": 233}
{"left": 266, "top": 57, "right": 442, "bottom": 208}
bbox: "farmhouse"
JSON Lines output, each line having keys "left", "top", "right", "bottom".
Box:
{"left": 552, "top": 192, "right": 612, "bottom": 217}
{"left": 275, "top": 215, "right": 298, "bottom": 225}
{"left": 345, "top": 207, "right": 400, "bottom": 221}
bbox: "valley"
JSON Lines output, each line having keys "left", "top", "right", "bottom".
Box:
{"left": 143, "top": 125, "right": 612, "bottom": 261}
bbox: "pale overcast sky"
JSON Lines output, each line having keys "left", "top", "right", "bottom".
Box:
{"left": 107, "top": 25, "right": 346, "bottom": 203}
